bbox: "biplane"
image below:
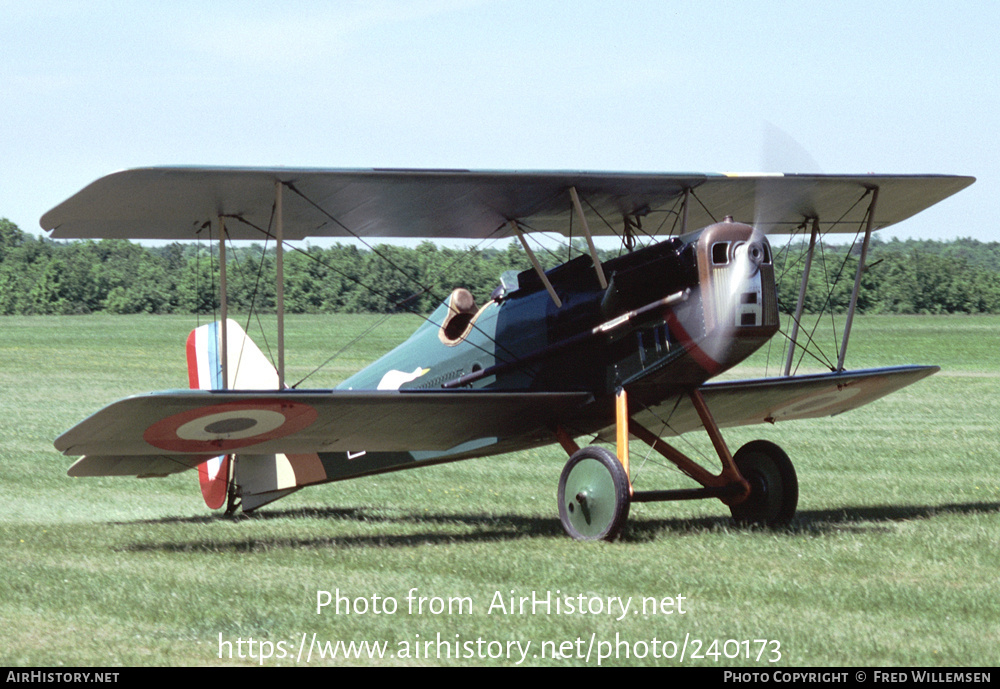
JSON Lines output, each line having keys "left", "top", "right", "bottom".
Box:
{"left": 43, "top": 168, "right": 974, "bottom": 540}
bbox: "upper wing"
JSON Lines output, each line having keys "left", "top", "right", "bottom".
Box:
{"left": 55, "top": 389, "right": 592, "bottom": 475}
{"left": 615, "top": 365, "right": 938, "bottom": 439}
{"left": 41, "top": 168, "right": 974, "bottom": 240}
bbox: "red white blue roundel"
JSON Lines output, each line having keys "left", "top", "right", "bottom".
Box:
{"left": 143, "top": 399, "right": 318, "bottom": 453}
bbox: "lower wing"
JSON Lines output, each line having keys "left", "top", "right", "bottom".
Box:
{"left": 56, "top": 366, "right": 934, "bottom": 478}
{"left": 56, "top": 389, "right": 592, "bottom": 477}
{"left": 615, "top": 365, "right": 938, "bottom": 438}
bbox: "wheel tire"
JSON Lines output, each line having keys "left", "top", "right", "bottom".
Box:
{"left": 558, "top": 446, "right": 631, "bottom": 541}
{"left": 729, "top": 440, "right": 798, "bottom": 527}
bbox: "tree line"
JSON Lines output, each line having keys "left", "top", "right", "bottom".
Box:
{"left": 2, "top": 217, "right": 998, "bottom": 316}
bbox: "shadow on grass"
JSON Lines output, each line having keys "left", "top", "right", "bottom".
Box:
{"left": 121, "top": 515, "right": 564, "bottom": 553}
{"left": 795, "top": 500, "right": 1000, "bottom": 532}
{"left": 624, "top": 499, "right": 1000, "bottom": 542}
{"left": 116, "top": 500, "right": 1000, "bottom": 553}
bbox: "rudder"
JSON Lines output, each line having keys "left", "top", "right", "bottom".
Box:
{"left": 185, "top": 319, "right": 314, "bottom": 512}
{"left": 186, "top": 319, "right": 278, "bottom": 510}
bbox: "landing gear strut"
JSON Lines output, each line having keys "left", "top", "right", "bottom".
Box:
{"left": 554, "top": 388, "right": 798, "bottom": 540}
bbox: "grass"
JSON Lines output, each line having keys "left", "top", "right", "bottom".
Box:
{"left": 2, "top": 313, "right": 998, "bottom": 666}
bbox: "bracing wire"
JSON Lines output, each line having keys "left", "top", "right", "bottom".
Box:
{"left": 221, "top": 209, "right": 527, "bottom": 384}
{"left": 770, "top": 189, "right": 873, "bottom": 374}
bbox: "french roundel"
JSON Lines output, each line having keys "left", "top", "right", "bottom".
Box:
{"left": 143, "top": 399, "right": 318, "bottom": 453}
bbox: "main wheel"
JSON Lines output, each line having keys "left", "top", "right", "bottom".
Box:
{"left": 729, "top": 440, "right": 798, "bottom": 527}
{"left": 558, "top": 446, "right": 631, "bottom": 541}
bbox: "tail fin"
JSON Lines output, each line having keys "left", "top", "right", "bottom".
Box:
{"left": 186, "top": 319, "right": 309, "bottom": 512}
{"left": 187, "top": 319, "right": 278, "bottom": 391}
{"left": 186, "top": 319, "right": 278, "bottom": 510}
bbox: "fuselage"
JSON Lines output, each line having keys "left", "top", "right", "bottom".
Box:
{"left": 268, "top": 220, "right": 780, "bottom": 485}
{"left": 340, "top": 219, "right": 779, "bottom": 410}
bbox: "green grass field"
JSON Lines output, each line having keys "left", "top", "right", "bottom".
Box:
{"left": 2, "top": 314, "right": 998, "bottom": 666}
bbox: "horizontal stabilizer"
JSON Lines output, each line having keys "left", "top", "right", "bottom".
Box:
{"left": 68, "top": 454, "right": 214, "bottom": 478}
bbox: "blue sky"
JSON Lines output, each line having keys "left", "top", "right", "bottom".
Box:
{"left": 2, "top": 0, "right": 995, "bottom": 243}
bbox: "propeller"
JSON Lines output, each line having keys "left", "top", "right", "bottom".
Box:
{"left": 701, "top": 125, "right": 821, "bottom": 369}
{"left": 700, "top": 220, "right": 769, "bottom": 368}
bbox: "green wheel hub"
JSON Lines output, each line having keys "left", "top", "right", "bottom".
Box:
{"left": 558, "top": 446, "right": 631, "bottom": 541}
